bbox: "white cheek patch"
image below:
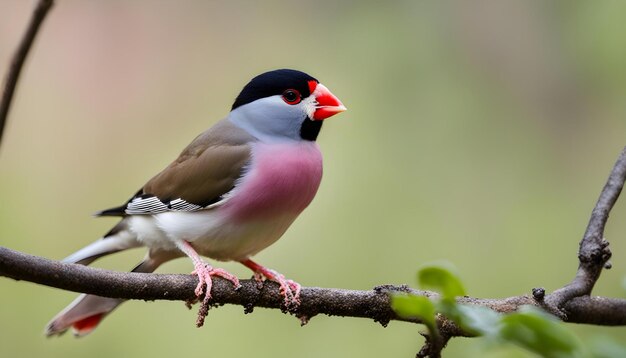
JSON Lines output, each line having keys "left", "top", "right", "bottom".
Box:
{"left": 302, "top": 95, "right": 317, "bottom": 120}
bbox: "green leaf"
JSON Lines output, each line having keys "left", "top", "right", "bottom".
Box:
{"left": 391, "top": 293, "right": 436, "bottom": 329}
{"left": 453, "top": 304, "right": 501, "bottom": 336}
{"left": 417, "top": 262, "right": 466, "bottom": 301}
{"left": 433, "top": 301, "right": 500, "bottom": 337}
{"left": 498, "top": 306, "right": 584, "bottom": 358}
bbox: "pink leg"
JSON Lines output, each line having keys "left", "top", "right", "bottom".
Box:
{"left": 177, "top": 241, "right": 241, "bottom": 303}
{"left": 240, "top": 259, "right": 301, "bottom": 309}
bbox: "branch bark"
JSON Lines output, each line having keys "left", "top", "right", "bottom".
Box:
{"left": 543, "top": 147, "right": 626, "bottom": 318}
{"left": 1, "top": 246, "right": 625, "bottom": 328}
{"left": 0, "top": 0, "right": 53, "bottom": 147}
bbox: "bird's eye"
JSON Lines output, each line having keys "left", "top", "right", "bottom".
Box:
{"left": 282, "top": 89, "right": 301, "bottom": 105}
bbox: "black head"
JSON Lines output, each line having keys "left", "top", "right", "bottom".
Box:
{"left": 232, "top": 69, "right": 318, "bottom": 110}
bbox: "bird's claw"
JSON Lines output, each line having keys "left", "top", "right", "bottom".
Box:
{"left": 272, "top": 272, "right": 301, "bottom": 309}
{"left": 249, "top": 269, "right": 301, "bottom": 308}
{"left": 191, "top": 263, "right": 240, "bottom": 328}
{"left": 240, "top": 259, "right": 301, "bottom": 310}
{"left": 192, "top": 263, "right": 241, "bottom": 301}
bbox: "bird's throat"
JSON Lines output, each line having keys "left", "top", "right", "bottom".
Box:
{"left": 300, "top": 119, "right": 323, "bottom": 141}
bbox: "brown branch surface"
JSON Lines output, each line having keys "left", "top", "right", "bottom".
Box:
{"left": 0, "top": 0, "right": 54, "bottom": 146}
{"left": 543, "top": 147, "right": 626, "bottom": 318}
{"left": 1, "top": 246, "right": 625, "bottom": 329}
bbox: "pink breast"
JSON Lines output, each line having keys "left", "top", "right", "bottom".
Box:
{"left": 223, "top": 141, "right": 323, "bottom": 222}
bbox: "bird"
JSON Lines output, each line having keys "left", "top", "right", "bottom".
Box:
{"left": 45, "top": 69, "right": 346, "bottom": 337}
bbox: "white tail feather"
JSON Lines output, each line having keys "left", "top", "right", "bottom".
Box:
{"left": 62, "top": 227, "right": 139, "bottom": 265}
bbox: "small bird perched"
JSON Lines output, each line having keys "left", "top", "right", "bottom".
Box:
{"left": 45, "top": 69, "right": 346, "bottom": 336}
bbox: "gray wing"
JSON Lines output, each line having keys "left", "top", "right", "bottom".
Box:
{"left": 96, "top": 119, "right": 256, "bottom": 216}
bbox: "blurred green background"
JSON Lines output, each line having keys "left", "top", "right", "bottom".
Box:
{"left": 1, "top": 1, "right": 625, "bottom": 357}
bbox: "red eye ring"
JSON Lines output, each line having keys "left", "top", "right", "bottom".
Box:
{"left": 282, "top": 89, "right": 301, "bottom": 105}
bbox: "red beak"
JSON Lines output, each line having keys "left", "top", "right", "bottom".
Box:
{"left": 311, "top": 83, "right": 347, "bottom": 120}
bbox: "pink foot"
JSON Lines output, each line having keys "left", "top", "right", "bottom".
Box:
{"left": 241, "top": 259, "right": 301, "bottom": 309}
{"left": 192, "top": 263, "right": 241, "bottom": 303}
{"left": 190, "top": 263, "right": 240, "bottom": 328}
{"left": 176, "top": 241, "right": 241, "bottom": 327}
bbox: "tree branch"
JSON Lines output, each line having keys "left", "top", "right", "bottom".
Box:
{"left": 1, "top": 246, "right": 625, "bottom": 329}
{"left": 0, "top": 0, "right": 54, "bottom": 147}
{"left": 543, "top": 147, "right": 626, "bottom": 318}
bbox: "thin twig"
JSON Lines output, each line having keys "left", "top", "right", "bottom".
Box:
{"left": 544, "top": 146, "right": 626, "bottom": 318}
{"left": 0, "top": 0, "right": 54, "bottom": 147}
